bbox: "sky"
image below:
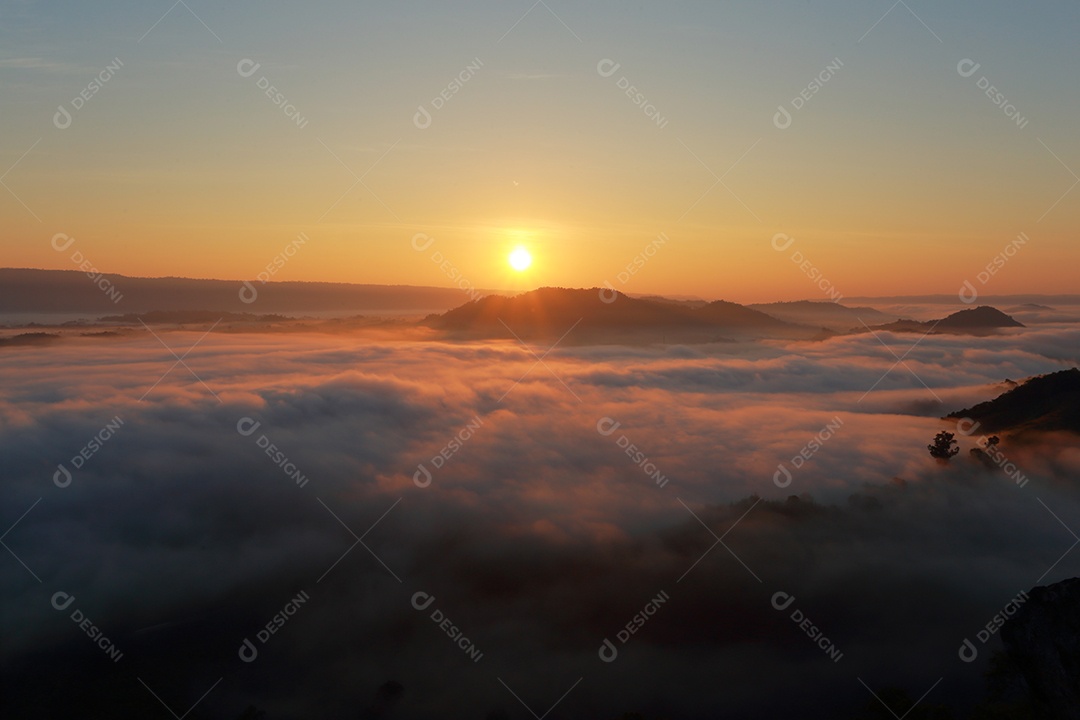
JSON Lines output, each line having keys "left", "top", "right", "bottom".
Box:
{"left": 2, "top": 0, "right": 1078, "bottom": 301}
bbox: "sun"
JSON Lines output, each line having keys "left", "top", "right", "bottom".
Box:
{"left": 508, "top": 246, "right": 532, "bottom": 272}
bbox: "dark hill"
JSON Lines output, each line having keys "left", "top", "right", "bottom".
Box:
{"left": 863, "top": 306, "right": 1023, "bottom": 335}
{"left": 946, "top": 368, "right": 1080, "bottom": 434}
{"left": 695, "top": 299, "right": 797, "bottom": 329}
{"left": 0, "top": 332, "right": 61, "bottom": 347}
{"left": 1001, "top": 577, "right": 1080, "bottom": 718}
{"left": 424, "top": 287, "right": 814, "bottom": 343}
{"left": 935, "top": 305, "right": 1024, "bottom": 329}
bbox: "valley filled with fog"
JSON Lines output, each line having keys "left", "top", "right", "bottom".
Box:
{"left": 3, "top": 313, "right": 1078, "bottom": 718}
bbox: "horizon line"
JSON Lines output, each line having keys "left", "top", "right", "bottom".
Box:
{"left": 3, "top": 266, "right": 1079, "bottom": 306}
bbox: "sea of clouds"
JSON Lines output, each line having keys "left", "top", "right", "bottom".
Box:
{"left": 2, "top": 322, "right": 1079, "bottom": 718}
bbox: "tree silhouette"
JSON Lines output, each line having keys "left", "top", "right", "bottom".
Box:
{"left": 928, "top": 431, "right": 960, "bottom": 460}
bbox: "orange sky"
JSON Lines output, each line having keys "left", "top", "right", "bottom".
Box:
{"left": 2, "top": 2, "right": 1077, "bottom": 302}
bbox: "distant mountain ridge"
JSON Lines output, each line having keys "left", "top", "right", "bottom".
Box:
{"left": 423, "top": 287, "right": 817, "bottom": 342}
{"left": 947, "top": 368, "right": 1080, "bottom": 434}
{"left": 748, "top": 300, "right": 897, "bottom": 330}
{"left": 866, "top": 306, "right": 1024, "bottom": 334}
{"left": 0, "top": 268, "right": 492, "bottom": 314}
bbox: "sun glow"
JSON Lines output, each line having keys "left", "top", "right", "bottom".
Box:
{"left": 508, "top": 246, "right": 532, "bottom": 272}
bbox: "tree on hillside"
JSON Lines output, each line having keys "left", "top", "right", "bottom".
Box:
{"left": 928, "top": 431, "right": 960, "bottom": 460}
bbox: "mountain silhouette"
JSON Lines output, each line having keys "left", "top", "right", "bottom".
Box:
{"left": 1001, "top": 577, "right": 1080, "bottom": 718}
{"left": 946, "top": 368, "right": 1080, "bottom": 434}
{"left": 423, "top": 287, "right": 815, "bottom": 342}
{"left": 748, "top": 300, "right": 897, "bottom": 330}
{"left": 935, "top": 305, "right": 1025, "bottom": 329}
{"left": 863, "top": 305, "right": 1024, "bottom": 335}
{"left": 0, "top": 268, "right": 492, "bottom": 314}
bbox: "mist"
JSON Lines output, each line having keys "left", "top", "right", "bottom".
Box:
{"left": 2, "top": 323, "right": 1079, "bottom": 718}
